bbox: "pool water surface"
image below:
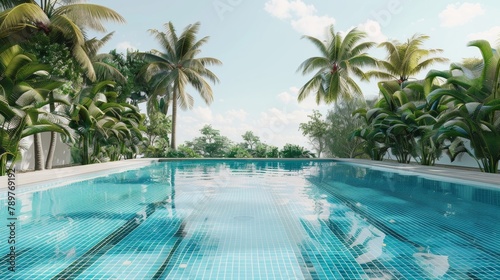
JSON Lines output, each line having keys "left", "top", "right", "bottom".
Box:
{"left": 0, "top": 160, "right": 498, "bottom": 279}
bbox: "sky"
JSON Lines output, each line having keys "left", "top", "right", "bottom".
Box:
{"left": 92, "top": 0, "right": 500, "bottom": 149}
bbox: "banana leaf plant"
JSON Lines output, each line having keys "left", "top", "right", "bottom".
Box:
{"left": 69, "top": 80, "right": 144, "bottom": 164}
{"left": 427, "top": 40, "right": 500, "bottom": 173}
{"left": 352, "top": 108, "right": 389, "bottom": 161}
{"left": 372, "top": 81, "right": 420, "bottom": 163}
{"left": 0, "top": 45, "right": 73, "bottom": 174}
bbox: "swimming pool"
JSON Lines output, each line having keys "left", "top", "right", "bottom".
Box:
{"left": 1, "top": 160, "right": 499, "bottom": 279}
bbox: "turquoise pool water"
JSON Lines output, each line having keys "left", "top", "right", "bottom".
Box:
{"left": 0, "top": 160, "right": 499, "bottom": 279}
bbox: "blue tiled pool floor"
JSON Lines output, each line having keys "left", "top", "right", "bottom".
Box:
{"left": 1, "top": 161, "right": 499, "bottom": 279}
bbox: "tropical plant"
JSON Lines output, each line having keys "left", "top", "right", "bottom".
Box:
{"left": 166, "top": 145, "right": 201, "bottom": 158}
{"left": 142, "top": 112, "right": 171, "bottom": 157}
{"left": 0, "top": 0, "right": 125, "bottom": 81}
{"left": 20, "top": 32, "right": 82, "bottom": 169}
{"left": 144, "top": 112, "right": 171, "bottom": 147}
{"left": 280, "top": 144, "right": 315, "bottom": 158}
{"left": 69, "top": 80, "right": 143, "bottom": 164}
{"left": 366, "top": 34, "right": 448, "bottom": 84}
{"left": 106, "top": 49, "right": 150, "bottom": 105}
{"left": 137, "top": 21, "right": 222, "bottom": 149}
{"left": 353, "top": 81, "right": 417, "bottom": 163}
{"left": 2, "top": 1, "right": 125, "bottom": 169}
{"left": 427, "top": 40, "right": 500, "bottom": 172}
{"left": 297, "top": 25, "right": 377, "bottom": 104}
{"left": 350, "top": 123, "right": 388, "bottom": 161}
{"left": 0, "top": 45, "right": 73, "bottom": 173}
{"left": 253, "top": 143, "right": 271, "bottom": 158}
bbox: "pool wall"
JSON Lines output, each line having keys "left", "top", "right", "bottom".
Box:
{"left": 2, "top": 158, "right": 498, "bottom": 192}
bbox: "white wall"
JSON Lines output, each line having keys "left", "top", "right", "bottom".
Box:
{"left": 385, "top": 140, "right": 498, "bottom": 171}
{"left": 16, "top": 132, "right": 71, "bottom": 171}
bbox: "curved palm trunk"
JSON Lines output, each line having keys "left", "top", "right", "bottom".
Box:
{"left": 170, "top": 90, "right": 178, "bottom": 150}
{"left": 33, "top": 133, "right": 45, "bottom": 170}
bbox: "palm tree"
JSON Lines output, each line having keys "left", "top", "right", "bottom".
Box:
{"left": 367, "top": 34, "right": 448, "bottom": 84}
{"left": 138, "top": 21, "right": 222, "bottom": 150}
{"left": 297, "top": 25, "right": 378, "bottom": 104}
{"left": 0, "top": 0, "right": 125, "bottom": 81}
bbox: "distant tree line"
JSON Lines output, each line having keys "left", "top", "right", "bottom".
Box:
{"left": 145, "top": 124, "right": 315, "bottom": 159}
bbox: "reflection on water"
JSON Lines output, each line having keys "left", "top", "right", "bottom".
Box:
{"left": 306, "top": 162, "right": 498, "bottom": 279}
{"left": 0, "top": 163, "right": 175, "bottom": 279}
{"left": 414, "top": 252, "right": 450, "bottom": 278}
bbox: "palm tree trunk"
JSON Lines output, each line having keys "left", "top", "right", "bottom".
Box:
{"left": 45, "top": 132, "right": 57, "bottom": 169}
{"left": 33, "top": 133, "right": 45, "bottom": 171}
{"left": 82, "top": 134, "right": 89, "bottom": 165}
{"left": 170, "top": 90, "right": 178, "bottom": 150}
{"left": 0, "top": 154, "right": 7, "bottom": 176}
{"left": 45, "top": 92, "right": 56, "bottom": 169}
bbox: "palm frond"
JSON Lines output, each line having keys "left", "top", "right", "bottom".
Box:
{"left": 0, "top": 3, "right": 49, "bottom": 32}
{"left": 55, "top": 3, "right": 125, "bottom": 32}
{"left": 301, "top": 35, "right": 328, "bottom": 58}
{"left": 296, "top": 56, "right": 329, "bottom": 75}
{"left": 71, "top": 43, "right": 95, "bottom": 81}
{"left": 50, "top": 13, "right": 84, "bottom": 45}
{"left": 85, "top": 31, "right": 114, "bottom": 58}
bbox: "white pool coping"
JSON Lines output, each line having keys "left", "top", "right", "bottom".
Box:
{"left": 1, "top": 158, "right": 157, "bottom": 190}
{"left": 1, "top": 158, "right": 498, "bottom": 191}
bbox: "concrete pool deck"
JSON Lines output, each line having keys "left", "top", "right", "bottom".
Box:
{"left": 1, "top": 158, "right": 498, "bottom": 190}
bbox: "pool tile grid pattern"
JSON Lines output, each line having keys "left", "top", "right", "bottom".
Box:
{"left": 1, "top": 164, "right": 173, "bottom": 279}
{"left": 268, "top": 175, "right": 368, "bottom": 280}
{"left": 158, "top": 168, "right": 312, "bottom": 279}
{"left": 306, "top": 164, "right": 500, "bottom": 280}
{"left": 2, "top": 160, "right": 499, "bottom": 279}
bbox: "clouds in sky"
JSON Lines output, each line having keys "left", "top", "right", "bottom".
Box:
{"left": 264, "top": 0, "right": 335, "bottom": 38}
{"left": 357, "top": 20, "right": 387, "bottom": 43}
{"left": 116, "top": 41, "right": 138, "bottom": 53}
{"left": 264, "top": 0, "right": 389, "bottom": 43}
{"left": 439, "top": 2, "right": 485, "bottom": 27}
{"left": 468, "top": 26, "right": 500, "bottom": 46}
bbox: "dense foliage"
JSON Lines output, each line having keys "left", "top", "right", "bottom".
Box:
{"left": 298, "top": 27, "right": 499, "bottom": 172}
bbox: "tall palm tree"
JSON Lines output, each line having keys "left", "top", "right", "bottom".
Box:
{"left": 297, "top": 25, "right": 378, "bottom": 104}
{"left": 367, "top": 34, "right": 448, "bottom": 84}
{"left": 138, "top": 21, "right": 222, "bottom": 150}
